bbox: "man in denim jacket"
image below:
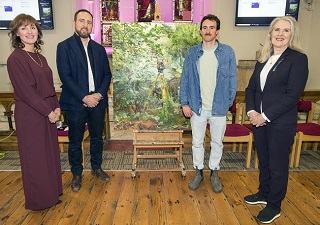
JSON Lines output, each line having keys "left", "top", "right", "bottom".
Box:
{"left": 180, "top": 14, "right": 237, "bottom": 192}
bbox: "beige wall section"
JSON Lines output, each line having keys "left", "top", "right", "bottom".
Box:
{"left": 209, "top": 0, "right": 319, "bottom": 90}
{"left": 0, "top": 0, "right": 319, "bottom": 91}
{"left": 0, "top": 0, "right": 76, "bottom": 92}
{"left": 305, "top": 1, "right": 320, "bottom": 89}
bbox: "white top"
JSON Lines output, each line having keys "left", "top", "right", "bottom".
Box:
{"left": 260, "top": 54, "right": 281, "bottom": 90}
{"left": 199, "top": 44, "right": 218, "bottom": 110}
{"left": 83, "top": 41, "right": 95, "bottom": 92}
{"left": 259, "top": 54, "right": 281, "bottom": 121}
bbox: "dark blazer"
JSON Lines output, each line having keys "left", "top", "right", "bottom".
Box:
{"left": 245, "top": 48, "right": 308, "bottom": 124}
{"left": 56, "top": 34, "right": 112, "bottom": 111}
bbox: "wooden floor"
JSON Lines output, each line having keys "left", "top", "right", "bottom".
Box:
{"left": 0, "top": 170, "right": 319, "bottom": 225}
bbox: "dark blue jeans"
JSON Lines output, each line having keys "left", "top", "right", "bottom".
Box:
{"left": 66, "top": 107, "right": 106, "bottom": 175}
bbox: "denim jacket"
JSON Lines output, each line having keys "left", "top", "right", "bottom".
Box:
{"left": 180, "top": 40, "right": 237, "bottom": 116}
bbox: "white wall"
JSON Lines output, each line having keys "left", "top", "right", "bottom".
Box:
{"left": 0, "top": 0, "right": 319, "bottom": 92}
{"left": 0, "top": 0, "right": 76, "bottom": 92}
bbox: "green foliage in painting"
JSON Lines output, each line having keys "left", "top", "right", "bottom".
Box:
{"left": 112, "top": 22, "right": 201, "bottom": 130}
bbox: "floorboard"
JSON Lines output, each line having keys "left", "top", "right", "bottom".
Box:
{"left": 0, "top": 171, "right": 319, "bottom": 225}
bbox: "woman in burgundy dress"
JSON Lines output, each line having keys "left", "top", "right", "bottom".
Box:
{"left": 7, "top": 14, "right": 63, "bottom": 210}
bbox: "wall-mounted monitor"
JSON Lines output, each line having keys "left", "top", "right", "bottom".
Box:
{"left": 235, "top": 0, "right": 300, "bottom": 26}
{"left": 0, "top": 0, "right": 54, "bottom": 30}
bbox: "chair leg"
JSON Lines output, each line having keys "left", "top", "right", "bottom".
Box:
{"left": 132, "top": 146, "right": 138, "bottom": 171}
{"left": 245, "top": 137, "right": 253, "bottom": 169}
{"left": 204, "top": 129, "right": 210, "bottom": 150}
{"left": 294, "top": 132, "right": 303, "bottom": 167}
{"left": 232, "top": 143, "right": 237, "bottom": 152}
{"left": 81, "top": 141, "right": 85, "bottom": 167}
{"left": 254, "top": 150, "right": 259, "bottom": 169}
{"left": 239, "top": 143, "right": 243, "bottom": 152}
{"left": 312, "top": 142, "right": 318, "bottom": 151}
{"left": 302, "top": 142, "right": 308, "bottom": 151}
{"left": 204, "top": 134, "right": 208, "bottom": 150}
{"left": 59, "top": 143, "right": 64, "bottom": 152}
{"left": 289, "top": 134, "right": 297, "bottom": 168}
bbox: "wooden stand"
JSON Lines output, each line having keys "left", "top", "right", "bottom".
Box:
{"left": 153, "top": 3, "right": 162, "bottom": 21}
{"left": 132, "top": 130, "right": 186, "bottom": 179}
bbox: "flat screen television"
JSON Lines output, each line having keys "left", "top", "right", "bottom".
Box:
{"left": 235, "top": 0, "right": 300, "bottom": 26}
{"left": 0, "top": 0, "right": 54, "bottom": 30}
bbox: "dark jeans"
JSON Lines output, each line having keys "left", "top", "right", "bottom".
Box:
{"left": 66, "top": 107, "right": 106, "bottom": 175}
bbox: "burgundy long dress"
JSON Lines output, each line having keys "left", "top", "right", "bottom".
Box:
{"left": 7, "top": 48, "right": 63, "bottom": 210}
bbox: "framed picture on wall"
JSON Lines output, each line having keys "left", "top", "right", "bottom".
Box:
{"left": 173, "top": 0, "right": 193, "bottom": 22}
{"left": 137, "top": 0, "right": 156, "bottom": 22}
{"left": 101, "top": 23, "right": 113, "bottom": 47}
{"left": 101, "top": 0, "right": 120, "bottom": 21}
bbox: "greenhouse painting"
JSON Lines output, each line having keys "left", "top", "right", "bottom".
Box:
{"left": 112, "top": 22, "right": 201, "bottom": 130}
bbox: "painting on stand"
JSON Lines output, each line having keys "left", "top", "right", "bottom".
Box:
{"left": 112, "top": 22, "right": 201, "bottom": 130}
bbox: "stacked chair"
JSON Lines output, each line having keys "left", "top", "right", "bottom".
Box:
{"left": 205, "top": 102, "right": 253, "bottom": 168}
{"left": 294, "top": 100, "right": 318, "bottom": 167}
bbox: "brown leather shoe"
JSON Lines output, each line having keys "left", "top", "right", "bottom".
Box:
{"left": 71, "top": 175, "right": 82, "bottom": 192}
{"left": 91, "top": 169, "right": 110, "bottom": 182}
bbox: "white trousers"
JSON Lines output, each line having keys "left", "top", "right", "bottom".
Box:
{"left": 190, "top": 110, "right": 226, "bottom": 170}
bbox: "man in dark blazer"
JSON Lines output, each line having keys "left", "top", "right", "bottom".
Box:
{"left": 56, "top": 9, "right": 112, "bottom": 192}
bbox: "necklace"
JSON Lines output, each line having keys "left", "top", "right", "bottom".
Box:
{"left": 25, "top": 51, "right": 43, "bottom": 67}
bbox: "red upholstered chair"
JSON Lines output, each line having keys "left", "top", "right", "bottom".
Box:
{"left": 205, "top": 102, "right": 253, "bottom": 168}
{"left": 57, "top": 124, "right": 89, "bottom": 166}
{"left": 294, "top": 100, "right": 318, "bottom": 167}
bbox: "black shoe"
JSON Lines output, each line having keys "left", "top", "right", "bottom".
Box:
{"left": 244, "top": 193, "right": 267, "bottom": 205}
{"left": 91, "top": 169, "right": 110, "bottom": 182}
{"left": 256, "top": 207, "right": 281, "bottom": 224}
{"left": 71, "top": 175, "right": 82, "bottom": 192}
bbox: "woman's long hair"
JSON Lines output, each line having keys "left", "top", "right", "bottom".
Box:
{"left": 258, "top": 16, "right": 303, "bottom": 63}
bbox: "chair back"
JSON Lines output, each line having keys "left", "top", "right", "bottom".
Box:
{"left": 297, "top": 100, "right": 314, "bottom": 123}
{"left": 240, "top": 103, "right": 248, "bottom": 124}
{"left": 229, "top": 101, "right": 240, "bottom": 124}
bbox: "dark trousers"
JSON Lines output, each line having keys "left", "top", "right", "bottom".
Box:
{"left": 253, "top": 123, "right": 296, "bottom": 210}
{"left": 66, "top": 107, "right": 106, "bottom": 175}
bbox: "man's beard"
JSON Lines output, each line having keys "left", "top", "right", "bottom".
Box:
{"left": 75, "top": 28, "right": 90, "bottom": 38}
